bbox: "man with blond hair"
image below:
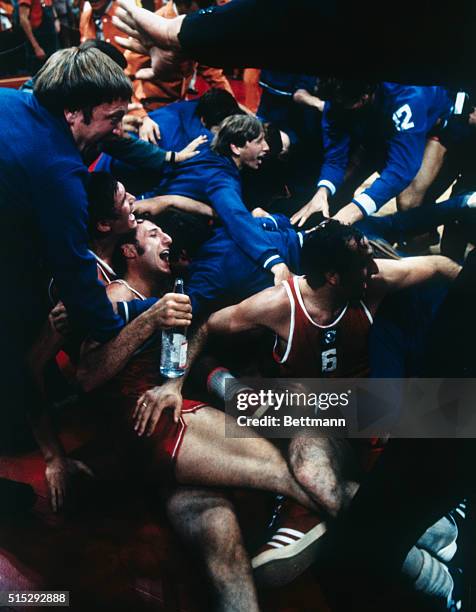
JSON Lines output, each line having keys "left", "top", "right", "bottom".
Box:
{"left": 0, "top": 46, "right": 132, "bottom": 449}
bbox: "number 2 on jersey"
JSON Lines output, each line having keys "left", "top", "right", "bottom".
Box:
{"left": 392, "top": 104, "right": 415, "bottom": 131}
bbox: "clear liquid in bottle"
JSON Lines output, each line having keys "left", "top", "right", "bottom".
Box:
{"left": 160, "top": 278, "right": 188, "bottom": 378}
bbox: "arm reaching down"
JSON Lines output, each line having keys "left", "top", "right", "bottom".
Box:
{"left": 133, "top": 284, "right": 289, "bottom": 435}
{"left": 77, "top": 286, "right": 192, "bottom": 393}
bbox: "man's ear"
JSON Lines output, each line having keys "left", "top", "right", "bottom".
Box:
{"left": 96, "top": 220, "right": 113, "bottom": 234}
{"left": 64, "top": 109, "right": 80, "bottom": 126}
{"left": 121, "top": 243, "right": 138, "bottom": 260}
{"left": 230, "top": 142, "right": 241, "bottom": 157}
{"left": 325, "top": 270, "right": 340, "bottom": 287}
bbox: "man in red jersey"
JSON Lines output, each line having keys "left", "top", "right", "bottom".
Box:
{"left": 75, "top": 217, "right": 327, "bottom": 611}
{"left": 145, "top": 220, "right": 460, "bottom": 583}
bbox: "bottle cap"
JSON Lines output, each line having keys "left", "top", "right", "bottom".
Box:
{"left": 173, "top": 278, "right": 184, "bottom": 294}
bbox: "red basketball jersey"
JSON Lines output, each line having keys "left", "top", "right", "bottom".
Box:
{"left": 273, "top": 277, "right": 373, "bottom": 378}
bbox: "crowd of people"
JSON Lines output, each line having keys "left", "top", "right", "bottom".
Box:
{"left": 1, "top": 0, "right": 476, "bottom": 610}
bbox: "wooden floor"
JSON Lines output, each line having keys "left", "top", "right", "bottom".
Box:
{"left": 0, "top": 398, "right": 330, "bottom": 612}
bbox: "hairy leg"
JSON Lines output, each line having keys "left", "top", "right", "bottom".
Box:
{"left": 288, "top": 434, "right": 359, "bottom": 517}
{"left": 164, "top": 487, "right": 259, "bottom": 612}
{"left": 176, "top": 407, "right": 317, "bottom": 511}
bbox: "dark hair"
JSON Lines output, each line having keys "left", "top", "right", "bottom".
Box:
{"left": 86, "top": 171, "right": 120, "bottom": 238}
{"left": 211, "top": 114, "right": 263, "bottom": 157}
{"left": 111, "top": 225, "right": 144, "bottom": 278}
{"left": 316, "top": 78, "right": 378, "bottom": 108}
{"left": 263, "top": 122, "right": 283, "bottom": 158}
{"left": 301, "top": 220, "right": 367, "bottom": 289}
{"left": 153, "top": 208, "right": 213, "bottom": 261}
{"left": 195, "top": 89, "right": 243, "bottom": 130}
{"left": 34, "top": 47, "right": 132, "bottom": 118}
{"left": 79, "top": 39, "right": 128, "bottom": 70}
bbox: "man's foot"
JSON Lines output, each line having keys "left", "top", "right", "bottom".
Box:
{"left": 417, "top": 515, "right": 458, "bottom": 563}
{"left": 251, "top": 497, "right": 326, "bottom": 587}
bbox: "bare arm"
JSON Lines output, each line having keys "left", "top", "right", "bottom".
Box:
{"left": 133, "top": 285, "right": 289, "bottom": 435}
{"left": 368, "top": 256, "right": 462, "bottom": 308}
{"left": 293, "top": 88, "right": 324, "bottom": 112}
{"left": 26, "top": 306, "right": 93, "bottom": 512}
{"left": 133, "top": 320, "right": 208, "bottom": 435}
{"left": 27, "top": 406, "right": 93, "bottom": 512}
{"left": 77, "top": 283, "right": 192, "bottom": 392}
{"left": 332, "top": 202, "right": 365, "bottom": 225}
{"left": 19, "top": 5, "right": 45, "bottom": 59}
{"left": 26, "top": 305, "right": 67, "bottom": 397}
{"left": 134, "top": 194, "right": 214, "bottom": 218}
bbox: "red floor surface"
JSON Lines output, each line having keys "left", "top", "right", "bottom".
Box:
{"left": 0, "top": 402, "right": 330, "bottom": 612}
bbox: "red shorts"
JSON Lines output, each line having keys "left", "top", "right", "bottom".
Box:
{"left": 92, "top": 347, "right": 206, "bottom": 482}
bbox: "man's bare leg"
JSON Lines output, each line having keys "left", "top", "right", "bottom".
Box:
{"left": 288, "top": 434, "right": 359, "bottom": 517}
{"left": 176, "top": 407, "right": 317, "bottom": 511}
{"left": 165, "top": 487, "right": 259, "bottom": 612}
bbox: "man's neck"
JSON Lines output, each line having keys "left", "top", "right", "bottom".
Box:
{"left": 300, "top": 278, "right": 348, "bottom": 326}
{"left": 231, "top": 155, "right": 242, "bottom": 170}
{"left": 124, "top": 268, "right": 169, "bottom": 299}
{"left": 90, "top": 235, "right": 117, "bottom": 267}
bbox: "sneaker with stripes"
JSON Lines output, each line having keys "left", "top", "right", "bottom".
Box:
{"left": 251, "top": 497, "right": 326, "bottom": 587}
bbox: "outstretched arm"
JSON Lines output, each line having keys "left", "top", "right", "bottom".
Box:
{"left": 134, "top": 194, "right": 214, "bottom": 218}
{"left": 369, "top": 256, "right": 462, "bottom": 307}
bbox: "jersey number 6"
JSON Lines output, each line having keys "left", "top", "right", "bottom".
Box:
{"left": 321, "top": 348, "right": 337, "bottom": 373}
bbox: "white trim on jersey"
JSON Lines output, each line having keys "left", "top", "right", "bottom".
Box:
{"left": 273, "top": 279, "right": 295, "bottom": 364}
{"left": 265, "top": 214, "right": 279, "bottom": 230}
{"left": 89, "top": 250, "right": 117, "bottom": 285}
{"left": 122, "top": 300, "right": 130, "bottom": 324}
{"left": 353, "top": 192, "right": 377, "bottom": 216}
{"left": 359, "top": 300, "right": 373, "bottom": 324}
{"left": 263, "top": 254, "right": 281, "bottom": 269}
{"left": 109, "top": 279, "right": 146, "bottom": 300}
{"left": 317, "top": 179, "right": 336, "bottom": 196}
{"left": 172, "top": 416, "right": 186, "bottom": 459}
{"left": 294, "top": 276, "right": 349, "bottom": 328}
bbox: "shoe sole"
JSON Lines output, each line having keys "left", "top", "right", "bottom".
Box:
{"left": 418, "top": 515, "right": 458, "bottom": 563}
{"left": 252, "top": 522, "right": 327, "bottom": 588}
{"left": 436, "top": 539, "right": 457, "bottom": 563}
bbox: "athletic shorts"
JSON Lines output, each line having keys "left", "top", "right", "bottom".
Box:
{"left": 90, "top": 346, "right": 206, "bottom": 482}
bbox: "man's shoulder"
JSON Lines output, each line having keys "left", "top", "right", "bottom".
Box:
{"left": 247, "top": 282, "right": 291, "bottom": 314}
{"left": 381, "top": 82, "right": 434, "bottom": 108}
{"left": 0, "top": 91, "right": 78, "bottom": 162}
{"left": 0, "top": 87, "right": 28, "bottom": 107}
{"left": 183, "top": 146, "right": 235, "bottom": 175}
{"left": 106, "top": 279, "right": 137, "bottom": 302}
{"left": 199, "top": 149, "right": 238, "bottom": 177}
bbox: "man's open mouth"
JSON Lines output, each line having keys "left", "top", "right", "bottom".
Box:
{"left": 159, "top": 249, "right": 170, "bottom": 262}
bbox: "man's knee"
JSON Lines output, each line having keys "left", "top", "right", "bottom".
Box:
{"left": 166, "top": 489, "right": 243, "bottom": 559}
{"left": 288, "top": 437, "right": 351, "bottom": 516}
{"left": 199, "top": 505, "right": 241, "bottom": 562}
